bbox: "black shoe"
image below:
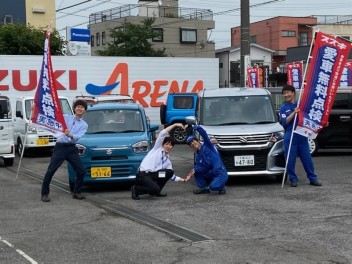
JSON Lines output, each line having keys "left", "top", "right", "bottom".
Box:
{"left": 156, "top": 192, "right": 167, "bottom": 197}
{"left": 193, "top": 188, "right": 210, "bottom": 194}
{"left": 290, "top": 182, "right": 298, "bottom": 187}
{"left": 41, "top": 195, "right": 50, "bottom": 202}
{"left": 131, "top": 186, "right": 140, "bottom": 200}
{"left": 310, "top": 180, "right": 322, "bottom": 187}
{"left": 73, "top": 193, "right": 85, "bottom": 200}
{"left": 218, "top": 187, "right": 226, "bottom": 195}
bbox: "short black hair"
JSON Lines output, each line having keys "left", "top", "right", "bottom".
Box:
{"left": 162, "top": 136, "right": 175, "bottom": 146}
{"left": 73, "top": 99, "right": 88, "bottom": 110}
{"left": 282, "top": 85, "right": 295, "bottom": 94}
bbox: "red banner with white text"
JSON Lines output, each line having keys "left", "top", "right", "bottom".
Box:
{"left": 246, "top": 67, "right": 262, "bottom": 88}
{"left": 286, "top": 61, "right": 303, "bottom": 89}
{"left": 295, "top": 32, "right": 352, "bottom": 139}
{"left": 31, "top": 31, "right": 67, "bottom": 136}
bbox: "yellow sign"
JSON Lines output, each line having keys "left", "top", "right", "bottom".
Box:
{"left": 36, "top": 138, "right": 49, "bottom": 145}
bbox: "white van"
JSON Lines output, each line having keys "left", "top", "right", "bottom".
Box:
{"left": 0, "top": 95, "right": 15, "bottom": 166}
{"left": 14, "top": 96, "right": 73, "bottom": 155}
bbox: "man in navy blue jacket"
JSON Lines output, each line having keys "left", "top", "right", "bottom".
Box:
{"left": 185, "top": 125, "right": 228, "bottom": 194}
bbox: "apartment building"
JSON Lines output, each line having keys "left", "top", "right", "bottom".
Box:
{"left": 88, "top": 0, "right": 215, "bottom": 57}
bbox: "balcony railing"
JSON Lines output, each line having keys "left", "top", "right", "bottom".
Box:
{"left": 89, "top": 4, "right": 213, "bottom": 25}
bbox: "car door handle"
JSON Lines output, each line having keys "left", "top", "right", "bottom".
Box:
{"left": 340, "top": 116, "right": 351, "bottom": 122}
{"left": 0, "top": 126, "right": 3, "bottom": 130}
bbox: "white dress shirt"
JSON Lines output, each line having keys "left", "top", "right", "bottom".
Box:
{"left": 139, "top": 129, "right": 172, "bottom": 172}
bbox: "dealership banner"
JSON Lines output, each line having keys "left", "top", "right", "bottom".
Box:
{"left": 295, "top": 32, "right": 352, "bottom": 139}
{"left": 286, "top": 61, "right": 303, "bottom": 89}
{"left": 247, "top": 67, "right": 262, "bottom": 88}
{"left": 31, "top": 32, "right": 67, "bottom": 136}
{"left": 339, "top": 60, "right": 352, "bottom": 87}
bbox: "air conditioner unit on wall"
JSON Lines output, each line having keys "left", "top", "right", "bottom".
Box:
{"left": 4, "top": 15, "right": 13, "bottom": 24}
{"left": 32, "top": 7, "right": 46, "bottom": 14}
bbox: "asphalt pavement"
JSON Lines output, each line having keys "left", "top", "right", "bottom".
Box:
{"left": 1, "top": 146, "right": 352, "bottom": 264}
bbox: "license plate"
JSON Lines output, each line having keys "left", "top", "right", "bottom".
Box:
{"left": 91, "top": 167, "right": 112, "bottom": 178}
{"left": 234, "top": 155, "right": 255, "bottom": 166}
{"left": 36, "top": 138, "right": 49, "bottom": 145}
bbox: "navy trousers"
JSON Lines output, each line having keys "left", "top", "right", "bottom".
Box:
{"left": 41, "top": 143, "right": 85, "bottom": 195}
{"left": 135, "top": 169, "right": 174, "bottom": 195}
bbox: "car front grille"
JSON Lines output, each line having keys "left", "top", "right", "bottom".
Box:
{"left": 38, "top": 135, "right": 56, "bottom": 143}
{"left": 215, "top": 133, "right": 272, "bottom": 147}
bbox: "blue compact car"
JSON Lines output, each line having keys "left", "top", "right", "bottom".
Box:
{"left": 67, "top": 103, "right": 158, "bottom": 191}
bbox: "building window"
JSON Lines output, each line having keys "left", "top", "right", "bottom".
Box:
{"left": 180, "top": 28, "right": 197, "bottom": 44}
{"left": 102, "top": 31, "right": 106, "bottom": 45}
{"left": 298, "top": 32, "right": 308, "bottom": 46}
{"left": 250, "top": 35, "right": 257, "bottom": 43}
{"left": 152, "top": 28, "right": 163, "bottom": 42}
{"left": 282, "top": 30, "right": 296, "bottom": 37}
{"left": 4, "top": 15, "right": 13, "bottom": 24}
{"left": 219, "top": 63, "right": 223, "bottom": 68}
{"left": 90, "top": 35, "right": 94, "bottom": 47}
{"left": 96, "top": 33, "right": 100, "bottom": 46}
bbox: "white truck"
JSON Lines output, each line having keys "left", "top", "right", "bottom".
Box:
{"left": 0, "top": 55, "right": 219, "bottom": 125}
{"left": 0, "top": 95, "right": 15, "bottom": 165}
{"left": 13, "top": 96, "right": 73, "bottom": 154}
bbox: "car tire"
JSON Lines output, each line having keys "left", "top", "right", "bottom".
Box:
{"left": 308, "top": 138, "right": 318, "bottom": 156}
{"left": 17, "top": 138, "right": 25, "bottom": 156}
{"left": 170, "top": 126, "right": 188, "bottom": 144}
{"left": 160, "top": 104, "right": 167, "bottom": 125}
{"left": 4, "top": 158, "right": 14, "bottom": 166}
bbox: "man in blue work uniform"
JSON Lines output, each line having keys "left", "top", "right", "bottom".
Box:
{"left": 279, "top": 85, "right": 322, "bottom": 187}
{"left": 185, "top": 125, "right": 228, "bottom": 194}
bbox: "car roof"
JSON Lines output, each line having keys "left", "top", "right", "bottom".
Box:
{"left": 201, "top": 88, "right": 270, "bottom": 97}
{"left": 87, "top": 103, "right": 141, "bottom": 111}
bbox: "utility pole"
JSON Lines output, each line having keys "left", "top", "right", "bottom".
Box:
{"left": 240, "top": 0, "right": 250, "bottom": 87}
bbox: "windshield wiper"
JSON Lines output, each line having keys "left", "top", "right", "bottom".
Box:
{"left": 120, "top": 130, "right": 142, "bottom": 133}
{"left": 217, "top": 122, "right": 250, "bottom": 125}
{"left": 89, "top": 131, "right": 119, "bottom": 134}
{"left": 251, "top": 121, "right": 275, "bottom": 124}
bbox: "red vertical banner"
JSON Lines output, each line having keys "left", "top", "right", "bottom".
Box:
{"left": 286, "top": 61, "right": 303, "bottom": 89}
{"left": 339, "top": 60, "right": 352, "bottom": 87}
{"left": 296, "top": 32, "right": 352, "bottom": 139}
{"left": 246, "top": 67, "right": 262, "bottom": 88}
{"left": 31, "top": 31, "right": 67, "bottom": 136}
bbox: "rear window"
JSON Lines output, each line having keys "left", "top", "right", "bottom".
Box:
{"left": 0, "top": 98, "right": 11, "bottom": 119}
{"left": 173, "top": 96, "right": 194, "bottom": 109}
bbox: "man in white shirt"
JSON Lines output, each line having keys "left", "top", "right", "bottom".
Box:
{"left": 131, "top": 123, "right": 186, "bottom": 200}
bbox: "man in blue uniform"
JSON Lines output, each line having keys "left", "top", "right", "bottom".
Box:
{"left": 279, "top": 85, "right": 322, "bottom": 187}
{"left": 185, "top": 125, "right": 228, "bottom": 194}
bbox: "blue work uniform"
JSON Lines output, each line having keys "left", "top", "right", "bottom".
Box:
{"left": 279, "top": 101, "right": 317, "bottom": 183}
{"left": 193, "top": 125, "right": 228, "bottom": 191}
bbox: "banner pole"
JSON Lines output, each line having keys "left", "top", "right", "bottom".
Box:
{"left": 15, "top": 108, "right": 33, "bottom": 181}
{"left": 281, "top": 30, "right": 318, "bottom": 188}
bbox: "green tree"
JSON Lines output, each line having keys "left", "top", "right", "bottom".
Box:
{"left": 98, "top": 18, "right": 166, "bottom": 57}
{"left": 0, "top": 23, "right": 66, "bottom": 55}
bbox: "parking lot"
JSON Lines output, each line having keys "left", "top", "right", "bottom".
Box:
{"left": 1, "top": 145, "right": 352, "bottom": 264}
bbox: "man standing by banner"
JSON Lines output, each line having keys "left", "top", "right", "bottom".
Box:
{"left": 279, "top": 85, "right": 321, "bottom": 187}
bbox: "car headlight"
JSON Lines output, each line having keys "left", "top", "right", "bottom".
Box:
{"left": 26, "top": 124, "right": 37, "bottom": 134}
{"left": 270, "top": 131, "right": 284, "bottom": 142}
{"left": 132, "top": 141, "right": 149, "bottom": 153}
{"left": 75, "top": 144, "right": 86, "bottom": 156}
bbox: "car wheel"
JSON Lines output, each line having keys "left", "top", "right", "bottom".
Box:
{"left": 69, "top": 180, "right": 75, "bottom": 193}
{"left": 171, "top": 126, "right": 187, "bottom": 144}
{"left": 17, "top": 138, "right": 25, "bottom": 156}
{"left": 308, "top": 138, "right": 318, "bottom": 156}
{"left": 4, "top": 158, "right": 14, "bottom": 166}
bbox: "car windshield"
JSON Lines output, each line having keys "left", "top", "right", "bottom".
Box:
{"left": 84, "top": 109, "right": 144, "bottom": 134}
{"left": 25, "top": 98, "right": 72, "bottom": 119}
{"left": 200, "top": 95, "right": 276, "bottom": 126}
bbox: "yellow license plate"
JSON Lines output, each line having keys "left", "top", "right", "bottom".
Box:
{"left": 91, "top": 167, "right": 112, "bottom": 178}
{"left": 36, "top": 138, "right": 49, "bottom": 145}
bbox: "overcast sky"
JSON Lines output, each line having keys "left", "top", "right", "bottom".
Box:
{"left": 55, "top": 0, "right": 352, "bottom": 49}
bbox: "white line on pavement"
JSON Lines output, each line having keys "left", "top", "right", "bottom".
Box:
{"left": 0, "top": 237, "right": 38, "bottom": 264}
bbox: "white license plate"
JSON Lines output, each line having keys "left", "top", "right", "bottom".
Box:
{"left": 234, "top": 155, "right": 255, "bottom": 166}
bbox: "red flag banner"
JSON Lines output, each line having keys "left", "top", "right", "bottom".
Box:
{"left": 31, "top": 32, "right": 67, "bottom": 136}
{"left": 339, "top": 60, "right": 352, "bottom": 87}
{"left": 247, "top": 67, "right": 262, "bottom": 88}
{"left": 296, "top": 32, "right": 352, "bottom": 139}
{"left": 286, "top": 61, "right": 303, "bottom": 89}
